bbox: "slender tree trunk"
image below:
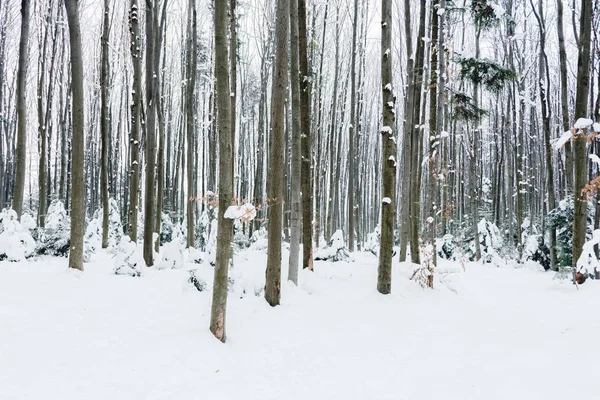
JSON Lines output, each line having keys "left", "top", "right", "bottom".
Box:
{"left": 572, "top": 0, "right": 593, "bottom": 269}
{"left": 378, "top": 0, "right": 396, "bottom": 294}
{"left": 64, "top": 0, "right": 85, "bottom": 271}
{"left": 288, "top": 0, "right": 301, "bottom": 285}
{"left": 347, "top": 0, "right": 359, "bottom": 252}
{"left": 100, "top": 0, "right": 110, "bottom": 248}
{"left": 143, "top": 0, "right": 157, "bottom": 265}
{"left": 556, "top": 0, "right": 574, "bottom": 192}
{"left": 210, "top": 0, "right": 234, "bottom": 342}
{"left": 265, "top": 0, "right": 289, "bottom": 307}
{"left": 185, "top": 0, "right": 196, "bottom": 249}
{"left": 128, "top": 0, "right": 142, "bottom": 242}
{"left": 298, "top": 0, "right": 313, "bottom": 271}
{"left": 13, "top": 0, "right": 31, "bottom": 219}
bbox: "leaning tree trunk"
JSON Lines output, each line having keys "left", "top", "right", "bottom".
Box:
{"left": 298, "top": 0, "right": 314, "bottom": 271}
{"left": 210, "top": 0, "right": 234, "bottom": 342}
{"left": 265, "top": 0, "right": 289, "bottom": 307}
{"left": 377, "top": 0, "right": 396, "bottom": 295}
{"left": 287, "top": 0, "right": 301, "bottom": 285}
{"left": 13, "top": 0, "right": 31, "bottom": 219}
{"left": 100, "top": 0, "right": 110, "bottom": 248}
{"left": 64, "top": 0, "right": 85, "bottom": 271}
{"left": 127, "top": 0, "right": 142, "bottom": 242}
{"left": 572, "top": 0, "right": 593, "bottom": 270}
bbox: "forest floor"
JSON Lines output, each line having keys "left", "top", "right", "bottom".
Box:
{"left": 0, "top": 249, "right": 598, "bottom": 400}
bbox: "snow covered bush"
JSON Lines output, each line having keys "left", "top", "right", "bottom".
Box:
{"left": 315, "top": 230, "right": 351, "bottom": 262}
{"left": 476, "top": 218, "right": 503, "bottom": 263}
{"left": 188, "top": 247, "right": 205, "bottom": 264}
{"left": 438, "top": 234, "right": 458, "bottom": 261}
{"left": 364, "top": 226, "right": 380, "bottom": 256}
{"left": 0, "top": 209, "right": 36, "bottom": 261}
{"left": 194, "top": 211, "right": 210, "bottom": 250}
{"left": 113, "top": 236, "right": 144, "bottom": 277}
{"left": 249, "top": 227, "right": 268, "bottom": 251}
{"left": 157, "top": 229, "right": 185, "bottom": 270}
{"left": 233, "top": 221, "right": 250, "bottom": 250}
{"left": 83, "top": 217, "right": 102, "bottom": 262}
{"left": 36, "top": 200, "right": 71, "bottom": 257}
{"left": 206, "top": 219, "right": 219, "bottom": 265}
{"left": 187, "top": 270, "right": 207, "bottom": 292}
{"left": 411, "top": 244, "right": 434, "bottom": 288}
{"left": 522, "top": 234, "right": 550, "bottom": 271}
{"left": 160, "top": 212, "right": 175, "bottom": 245}
{"left": 547, "top": 195, "right": 594, "bottom": 267}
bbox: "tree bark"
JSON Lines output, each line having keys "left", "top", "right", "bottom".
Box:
{"left": 288, "top": 0, "right": 301, "bottom": 285}
{"left": 265, "top": 0, "right": 289, "bottom": 307}
{"left": 572, "top": 0, "right": 593, "bottom": 269}
{"left": 64, "top": 0, "right": 85, "bottom": 271}
{"left": 128, "top": 0, "right": 142, "bottom": 243}
{"left": 13, "top": 0, "right": 31, "bottom": 219}
{"left": 378, "top": 0, "right": 396, "bottom": 295}
{"left": 210, "top": 0, "right": 234, "bottom": 342}
{"left": 100, "top": 0, "right": 110, "bottom": 248}
{"left": 298, "top": 0, "right": 313, "bottom": 271}
{"left": 185, "top": 0, "right": 196, "bottom": 249}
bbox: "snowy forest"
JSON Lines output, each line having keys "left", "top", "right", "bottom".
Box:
{"left": 1, "top": 0, "right": 600, "bottom": 398}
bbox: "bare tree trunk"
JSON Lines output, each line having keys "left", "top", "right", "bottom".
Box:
{"left": 210, "top": 0, "right": 234, "bottom": 342}
{"left": 378, "top": 0, "right": 396, "bottom": 295}
{"left": 100, "top": 0, "right": 110, "bottom": 248}
{"left": 572, "top": 0, "right": 593, "bottom": 269}
{"left": 128, "top": 0, "right": 142, "bottom": 242}
{"left": 64, "top": 0, "right": 85, "bottom": 271}
{"left": 347, "top": 0, "right": 359, "bottom": 252}
{"left": 265, "top": 0, "right": 289, "bottom": 307}
{"left": 556, "top": 0, "right": 574, "bottom": 192}
{"left": 13, "top": 0, "right": 32, "bottom": 219}
{"left": 143, "top": 0, "right": 157, "bottom": 266}
{"left": 298, "top": 0, "right": 313, "bottom": 271}
{"left": 288, "top": 0, "right": 301, "bottom": 285}
{"left": 185, "top": 0, "right": 196, "bottom": 249}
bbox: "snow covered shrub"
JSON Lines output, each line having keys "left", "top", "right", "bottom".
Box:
{"left": 438, "top": 234, "right": 458, "bottom": 260}
{"left": 160, "top": 212, "right": 175, "bottom": 245}
{"left": 157, "top": 230, "right": 185, "bottom": 270}
{"left": 194, "top": 211, "right": 210, "bottom": 250}
{"left": 249, "top": 227, "right": 268, "bottom": 251}
{"left": 233, "top": 220, "right": 250, "bottom": 250}
{"left": 187, "top": 270, "right": 207, "bottom": 292}
{"left": 36, "top": 200, "right": 71, "bottom": 257}
{"left": 315, "top": 230, "right": 351, "bottom": 262}
{"left": 206, "top": 219, "right": 219, "bottom": 264}
{"left": 113, "top": 236, "right": 144, "bottom": 277}
{"left": 476, "top": 218, "right": 503, "bottom": 263}
{"left": 522, "top": 234, "right": 550, "bottom": 270}
{"left": 83, "top": 217, "right": 102, "bottom": 262}
{"left": 364, "top": 226, "right": 381, "bottom": 256}
{"left": 0, "top": 209, "right": 36, "bottom": 261}
{"left": 411, "top": 244, "right": 434, "bottom": 288}
{"left": 188, "top": 247, "right": 205, "bottom": 264}
{"left": 547, "top": 195, "right": 594, "bottom": 267}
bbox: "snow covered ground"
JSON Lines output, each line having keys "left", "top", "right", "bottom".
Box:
{"left": 1, "top": 250, "right": 598, "bottom": 400}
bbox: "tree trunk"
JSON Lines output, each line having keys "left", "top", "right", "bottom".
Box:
{"left": 185, "top": 0, "right": 196, "bottom": 249}
{"left": 298, "top": 0, "right": 313, "bottom": 271}
{"left": 64, "top": 0, "right": 85, "bottom": 271}
{"left": 143, "top": 0, "right": 157, "bottom": 266}
{"left": 572, "top": 0, "right": 593, "bottom": 269}
{"left": 265, "top": 0, "right": 289, "bottom": 307}
{"left": 13, "top": 0, "right": 31, "bottom": 219}
{"left": 210, "top": 0, "right": 234, "bottom": 342}
{"left": 100, "top": 0, "right": 110, "bottom": 248}
{"left": 347, "top": 0, "right": 359, "bottom": 252}
{"left": 378, "top": 0, "right": 396, "bottom": 295}
{"left": 288, "top": 0, "right": 301, "bottom": 285}
{"left": 556, "top": 0, "right": 574, "bottom": 192}
{"left": 128, "top": 0, "right": 142, "bottom": 243}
